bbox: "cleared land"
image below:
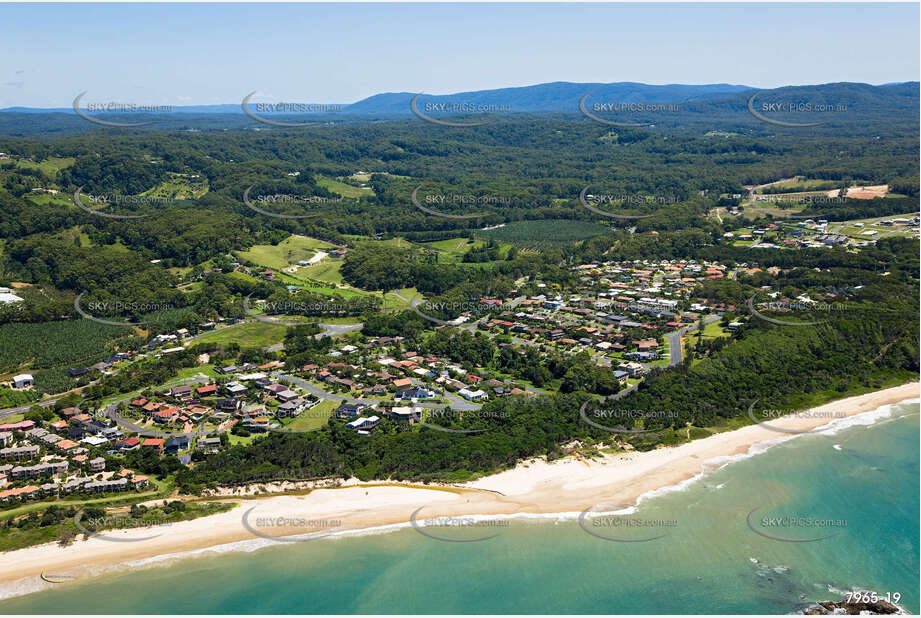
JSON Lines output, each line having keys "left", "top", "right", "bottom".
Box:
{"left": 236, "top": 235, "right": 331, "bottom": 270}
{"left": 192, "top": 321, "right": 288, "bottom": 348}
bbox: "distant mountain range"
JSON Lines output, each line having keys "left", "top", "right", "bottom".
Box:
{"left": 3, "top": 81, "right": 917, "bottom": 115}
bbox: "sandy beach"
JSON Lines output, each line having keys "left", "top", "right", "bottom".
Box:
{"left": 1, "top": 382, "right": 917, "bottom": 597}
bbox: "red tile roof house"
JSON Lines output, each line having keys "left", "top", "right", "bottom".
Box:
{"left": 153, "top": 408, "right": 181, "bottom": 424}
{"left": 391, "top": 378, "right": 412, "bottom": 389}
{"left": 54, "top": 439, "right": 79, "bottom": 452}
{"left": 142, "top": 438, "right": 164, "bottom": 453}
{"left": 116, "top": 437, "right": 141, "bottom": 451}
{"left": 58, "top": 407, "right": 79, "bottom": 419}
{"left": 0, "top": 420, "right": 36, "bottom": 431}
{"left": 196, "top": 385, "right": 218, "bottom": 396}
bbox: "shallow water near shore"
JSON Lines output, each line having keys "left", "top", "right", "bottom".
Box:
{"left": 1, "top": 400, "right": 917, "bottom": 614}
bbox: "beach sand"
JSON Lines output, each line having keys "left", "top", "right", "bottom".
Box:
{"left": 1, "top": 382, "right": 917, "bottom": 595}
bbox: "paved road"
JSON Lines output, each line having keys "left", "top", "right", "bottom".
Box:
{"left": 665, "top": 315, "right": 721, "bottom": 367}
{"left": 104, "top": 376, "right": 218, "bottom": 438}
{"left": 0, "top": 380, "right": 104, "bottom": 418}
{"left": 280, "top": 375, "right": 481, "bottom": 411}
{"left": 609, "top": 382, "right": 639, "bottom": 401}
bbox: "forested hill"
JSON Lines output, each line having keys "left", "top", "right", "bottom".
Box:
{"left": 343, "top": 81, "right": 752, "bottom": 113}
{"left": 1, "top": 81, "right": 916, "bottom": 136}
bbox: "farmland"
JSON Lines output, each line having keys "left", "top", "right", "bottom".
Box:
{"left": 0, "top": 320, "right": 133, "bottom": 374}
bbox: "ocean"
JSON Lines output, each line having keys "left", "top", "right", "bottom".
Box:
{"left": 1, "top": 399, "right": 917, "bottom": 614}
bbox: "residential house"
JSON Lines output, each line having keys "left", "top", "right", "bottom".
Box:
{"left": 164, "top": 436, "right": 190, "bottom": 454}
{"left": 116, "top": 437, "right": 141, "bottom": 451}
{"left": 196, "top": 436, "right": 223, "bottom": 453}
{"left": 458, "top": 388, "right": 488, "bottom": 401}
{"left": 170, "top": 385, "right": 193, "bottom": 401}
{"left": 394, "top": 387, "right": 434, "bottom": 401}
{"left": 142, "top": 438, "right": 164, "bottom": 453}
{"left": 346, "top": 416, "right": 380, "bottom": 431}
{"left": 0, "top": 445, "right": 39, "bottom": 460}
{"left": 88, "top": 457, "right": 106, "bottom": 472}
{"left": 196, "top": 384, "right": 218, "bottom": 397}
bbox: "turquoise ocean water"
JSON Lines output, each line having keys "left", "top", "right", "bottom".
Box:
{"left": 0, "top": 399, "right": 917, "bottom": 614}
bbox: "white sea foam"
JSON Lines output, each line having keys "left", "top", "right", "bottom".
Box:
{"left": 2, "top": 397, "right": 915, "bottom": 602}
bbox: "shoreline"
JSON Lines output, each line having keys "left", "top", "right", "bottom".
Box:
{"left": 0, "top": 382, "right": 917, "bottom": 600}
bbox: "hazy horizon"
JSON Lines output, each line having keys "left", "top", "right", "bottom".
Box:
{"left": 1, "top": 3, "right": 918, "bottom": 109}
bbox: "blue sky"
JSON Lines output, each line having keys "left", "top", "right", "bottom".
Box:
{"left": 1, "top": 3, "right": 918, "bottom": 108}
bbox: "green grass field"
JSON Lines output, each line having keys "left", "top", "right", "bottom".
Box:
{"left": 317, "top": 176, "right": 374, "bottom": 198}
{"left": 236, "top": 235, "right": 331, "bottom": 270}
{"left": 13, "top": 156, "right": 75, "bottom": 176}
{"left": 142, "top": 172, "right": 209, "bottom": 200}
{"left": 279, "top": 399, "right": 338, "bottom": 431}
{"left": 193, "top": 321, "right": 288, "bottom": 348}
{"left": 23, "top": 192, "right": 73, "bottom": 208}
{"left": 754, "top": 177, "right": 839, "bottom": 194}
{"left": 295, "top": 260, "right": 343, "bottom": 285}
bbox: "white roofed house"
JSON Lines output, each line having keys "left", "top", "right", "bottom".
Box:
{"left": 0, "top": 287, "right": 23, "bottom": 304}
{"left": 346, "top": 416, "right": 380, "bottom": 433}
{"left": 387, "top": 406, "right": 421, "bottom": 422}
{"left": 458, "top": 387, "right": 488, "bottom": 401}
{"left": 276, "top": 389, "right": 299, "bottom": 402}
